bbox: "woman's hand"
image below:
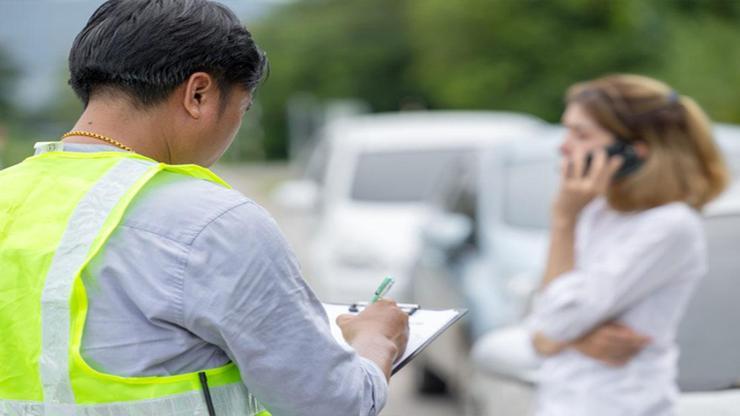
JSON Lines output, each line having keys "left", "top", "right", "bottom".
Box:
{"left": 532, "top": 332, "right": 567, "bottom": 356}
{"left": 533, "top": 322, "right": 651, "bottom": 365}
{"left": 552, "top": 148, "right": 623, "bottom": 224}
{"left": 572, "top": 321, "right": 651, "bottom": 367}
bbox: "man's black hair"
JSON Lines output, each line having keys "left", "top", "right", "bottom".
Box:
{"left": 68, "top": 0, "right": 267, "bottom": 107}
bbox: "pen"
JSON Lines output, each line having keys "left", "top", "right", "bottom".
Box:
{"left": 370, "top": 276, "right": 395, "bottom": 303}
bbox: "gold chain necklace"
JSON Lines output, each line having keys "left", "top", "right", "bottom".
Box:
{"left": 61, "top": 131, "right": 134, "bottom": 152}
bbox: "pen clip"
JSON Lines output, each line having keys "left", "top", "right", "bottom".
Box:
{"left": 349, "top": 302, "right": 420, "bottom": 316}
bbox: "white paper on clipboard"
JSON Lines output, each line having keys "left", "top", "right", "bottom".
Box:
{"left": 322, "top": 302, "right": 467, "bottom": 374}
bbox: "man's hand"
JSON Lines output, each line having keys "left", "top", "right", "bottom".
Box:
{"left": 572, "top": 322, "right": 650, "bottom": 367}
{"left": 336, "top": 299, "right": 409, "bottom": 380}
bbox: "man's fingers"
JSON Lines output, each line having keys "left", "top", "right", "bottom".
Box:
{"left": 377, "top": 298, "right": 397, "bottom": 306}
{"left": 367, "top": 298, "right": 397, "bottom": 309}
{"left": 336, "top": 314, "right": 354, "bottom": 326}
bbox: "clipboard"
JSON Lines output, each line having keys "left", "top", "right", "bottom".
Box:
{"left": 322, "top": 302, "right": 468, "bottom": 375}
{"left": 348, "top": 301, "right": 421, "bottom": 316}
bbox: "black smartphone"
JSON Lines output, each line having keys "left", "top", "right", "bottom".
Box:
{"left": 584, "top": 141, "right": 643, "bottom": 179}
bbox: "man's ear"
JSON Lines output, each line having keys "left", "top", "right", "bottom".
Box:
{"left": 182, "top": 72, "right": 216, "bottom": 119}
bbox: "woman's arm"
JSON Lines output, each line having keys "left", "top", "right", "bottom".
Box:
{"left": 570, "top": 322, "right": 650, "bottom": 366}
{"left": 530, "top": 208, "right": 702, "bottom": 344}
{"left": 533, "top": 322, "right": 651, "bottom": 365}
{"left": 532, "top": 331, "right": 567, "bottom": 356}
{"left": 541, "top": 149, "right": 621, "bottom": 290}
{"left": 532, "top": 149, "right": 627, "bottom": 355}
{"left": 541, "top": 217, "right": 577, "bottom": 289}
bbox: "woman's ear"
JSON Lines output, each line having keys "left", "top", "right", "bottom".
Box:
{"left": 182, "top": 72, "right": 216, "bottom": 119}
{"left": 634, "top": 142, "right": 650, "bottom": 159}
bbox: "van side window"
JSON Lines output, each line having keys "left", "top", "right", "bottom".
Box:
{"left": 351, "top": 149, "right": 471, "bottom": 202}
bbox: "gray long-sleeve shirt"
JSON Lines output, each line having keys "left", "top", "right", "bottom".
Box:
{"left": 59, "top": 144, "right": 387, "bottom": 416}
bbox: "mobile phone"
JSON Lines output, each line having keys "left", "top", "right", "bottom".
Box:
{"left": 584, "top": 141, "right": 643, "bottom": 179}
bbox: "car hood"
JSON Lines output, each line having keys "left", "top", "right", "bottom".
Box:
{"left": 316, "top": 202, "right": 431, "bottom": 263}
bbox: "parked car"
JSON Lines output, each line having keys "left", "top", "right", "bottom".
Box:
{"left": 715, "top": 124, "right": 740, "bottom": 178}
{"left": 409, "top": 123, "right": 740, "bottom": 397}
{"left": 275, "top": 111, "right": 549, "bottom": 303}
{"left": 409, "top": 130, "right": 562, "bottom": 394}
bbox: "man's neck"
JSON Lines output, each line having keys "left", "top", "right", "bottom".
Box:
{"left": 63, "top": 98, "right": 174, "bottom": 163}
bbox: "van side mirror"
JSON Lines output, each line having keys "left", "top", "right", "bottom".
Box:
{"left": 421, "top": 212, "right": 473, "bottom": 252}
{"left": 272, "top": 180, "right": 319, "bottom": 212}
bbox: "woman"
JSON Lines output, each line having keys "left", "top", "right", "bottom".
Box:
{"left": 477, "top": 74, "right": 729, "bottom": 416}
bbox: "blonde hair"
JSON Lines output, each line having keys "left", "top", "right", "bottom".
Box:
{"left": 566, "top": 74, "right": 729, "bottom": 212}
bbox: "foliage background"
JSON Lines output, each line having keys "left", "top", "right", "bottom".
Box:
{"left": 1, "top": 0, "right": 740, "bottom": 164}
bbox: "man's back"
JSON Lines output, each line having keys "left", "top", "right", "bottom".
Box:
{"left": 72, "top": 144, "right": 388, "bottom": 415}
{"left": 3, "top": 0, "right": 409, "bottom": 412}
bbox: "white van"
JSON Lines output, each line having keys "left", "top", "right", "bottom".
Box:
{"left": 279, "top": 111, "right": 550, "bottom": 303}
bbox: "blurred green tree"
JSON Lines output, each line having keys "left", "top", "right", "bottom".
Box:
{"left": 0, "top": 44, "right": 19, "bottom": 122}
{"left": 652, "top": 1, "right": 740, "bottom": 123}
{"left": 253, "top": 0, "right": 422, "bottom": 159}
{"left": 251, "top": 0, "right": 740, "bottom": 160}
{"left": 405, "top": 0, "right": 665, "bottom": 120}
{"left": 42, "top": 67, "right": 84, "bottom": 129}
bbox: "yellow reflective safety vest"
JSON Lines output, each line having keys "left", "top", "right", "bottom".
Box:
{"left": 0, "top": 145, "right": 271, "bottom": 416}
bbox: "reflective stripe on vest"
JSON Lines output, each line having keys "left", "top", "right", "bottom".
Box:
{"left": 40, "top": 157, "right": 152, "bottom": 404}
{"left": 1, "top": 383, "right": 270, "bottom": 416}
{"left": 0, "top": 149, "right": 270, "bottom": 416}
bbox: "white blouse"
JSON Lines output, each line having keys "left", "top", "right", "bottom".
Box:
{"left": 527, "top": 198, "right": 707, "bottom": 416}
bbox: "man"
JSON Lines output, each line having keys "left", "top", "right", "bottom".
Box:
{"left": 0, "top": 1, "right": 407, "bottom": 415}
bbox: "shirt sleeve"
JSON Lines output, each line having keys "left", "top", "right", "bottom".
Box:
{"left": 180, "top": 201, "right": 388, "bottom": 416}
{"left": 528, "top": 209, "right": 703, "bottom": 343}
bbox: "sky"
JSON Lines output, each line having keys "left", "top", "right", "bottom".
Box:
{"left": 0, "top": 0, "right": 279, "bottom": 110}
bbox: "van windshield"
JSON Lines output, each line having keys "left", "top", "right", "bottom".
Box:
{"left": 351, "top": 149, "right": 470, "bottom": 202}
{"left": 500, "top": 158, "right": 559, "bottom": 229}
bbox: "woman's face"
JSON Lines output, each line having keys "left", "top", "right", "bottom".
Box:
{"left": 560, "top": 102, "right": 616, "bottom": 158}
